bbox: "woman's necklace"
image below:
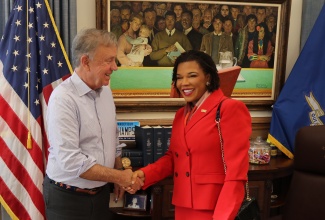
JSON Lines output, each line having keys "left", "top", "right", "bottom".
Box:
{"left": 258, "top": 39, "right": 263, "bottom": 50}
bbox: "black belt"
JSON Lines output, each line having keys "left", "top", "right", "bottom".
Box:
{"left": 47, "top": 176, "right": 105, "bottom": 195}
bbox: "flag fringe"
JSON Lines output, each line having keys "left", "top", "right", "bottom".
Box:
{"left": 267, "top": 134, "right": 294, "bottom": 159}
{"left": 0, "top": 195, "right": 19, "bottom": 220}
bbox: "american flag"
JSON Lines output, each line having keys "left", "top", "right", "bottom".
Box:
{"left": 0, "top": 0, "right": 72, "bottom": 219}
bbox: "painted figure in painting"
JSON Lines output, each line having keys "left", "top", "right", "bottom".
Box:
{"left": 126, "top": 24, "right": 152, "bottom": 66}
{"left": 150, "top": 11, "right": 192, "bottom": 66}
{"left": 247, "top": 23, "right": 273, "bottom": 68}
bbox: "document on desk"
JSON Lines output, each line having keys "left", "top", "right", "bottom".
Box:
{"left": 237, "top": 74, "right": 245, "bottom": 82}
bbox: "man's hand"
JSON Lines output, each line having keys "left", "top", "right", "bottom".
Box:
{"left": 116, "top": 169, "right": 134, "bottom": 187}
{"left": 124, "top": 170, "right": 145, "bottom": 194}
{"left": 165, "top": 44, "right": 177, "bottom": 53}
{"left": 113, "top": 183, "right": 125, "bottom": 203}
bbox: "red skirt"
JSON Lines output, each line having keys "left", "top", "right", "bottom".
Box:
{"left": 175, "top": 206, "right": 214, "bottom": 220}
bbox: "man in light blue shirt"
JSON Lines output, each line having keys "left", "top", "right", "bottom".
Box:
{"left": 43, "top": 28, "right": 142, "bottom": 220}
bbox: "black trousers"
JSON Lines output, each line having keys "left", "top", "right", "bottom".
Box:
{"left": 43, "top": 175, "right": 111, "bottom": 220}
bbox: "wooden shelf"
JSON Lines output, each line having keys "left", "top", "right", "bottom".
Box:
{"left": 109, "top": 207, "right": 151, "bottom": 217}
{"left": 271, "top": 196, "right": 285, "bottom": 209}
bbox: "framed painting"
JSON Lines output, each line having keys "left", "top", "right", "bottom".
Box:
{"left": 96, "top": 0, "right": 291, "bottom": 110}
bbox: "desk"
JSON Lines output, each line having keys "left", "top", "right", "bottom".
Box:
{"left": 248, "top": 157, "right": 294, "bottom": 219}
{"left": 150, "top": 156, "right": 293, "bottom": 220}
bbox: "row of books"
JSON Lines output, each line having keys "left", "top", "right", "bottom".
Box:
{"left": 135, "top": 125, "right": 172, "bottom": 166}
{"left": 121, "top": 126, "right": 172, "bottom": 167}
{"left": 121, "top": 149, "right": 143, "bottom": 167}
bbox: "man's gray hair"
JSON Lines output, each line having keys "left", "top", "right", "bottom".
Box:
{"left": 71, "top": 28, "right": 117, "bottom": 68}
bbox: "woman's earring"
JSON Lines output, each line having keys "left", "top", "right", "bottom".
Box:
{"left": 206, "top": 82, "right": 210, "bottom": 86}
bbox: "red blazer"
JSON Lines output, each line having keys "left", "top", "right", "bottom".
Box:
{"left": 141, "top": 89, "right": 252, "bottom": 219}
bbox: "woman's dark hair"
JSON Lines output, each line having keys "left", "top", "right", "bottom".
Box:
{"left": 165, "top": 11, "right": 176, "bottom": 19}
{"left": 253, "top": 22, "right": 270, "bottom": 54}
{"left": 245, "top": 14, "right": 257, "bottom": 24}
{"left": 172, "top": 50, "right": 220, "bottom": 94}
{"left": 172, "top": 3, "right": 185, "bottom": 11}
{"left": 154, "top": 15, "right": 165, "bottom": 30}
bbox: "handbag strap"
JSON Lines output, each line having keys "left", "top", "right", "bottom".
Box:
{"left": 215, "top": 99, "right": 227, "bottom": 173}
{"left": 215, "top": 99, "right": 251, "bottom": 201}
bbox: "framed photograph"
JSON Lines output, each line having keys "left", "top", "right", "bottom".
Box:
{"left": 96, "top": 0, "right": 291, "bottom": 109}
{"left": 124, "top": 193, "right": 147, "bottom": 211}
{"left": 109, "top": 193, "right": 124, "bottom": 207}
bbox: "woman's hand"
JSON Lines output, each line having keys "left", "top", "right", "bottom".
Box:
{"left": 259, "top": 55, "right": 270, "bottom": 61}
{"left": 124, "top": 170, "right": 145, "bottom": 194}
{"left": 144, "top": 45, "right": 152, "bottom": 56}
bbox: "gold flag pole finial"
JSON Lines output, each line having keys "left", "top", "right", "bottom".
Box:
{"left": 27, "top": 132, "right": 32, "bottom": 149}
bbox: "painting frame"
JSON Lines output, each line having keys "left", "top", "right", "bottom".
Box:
{"left": 96, "top": 0, "right": 291, "bottom": 110}
{"left": 123, "top": 193, "right": 147, "bottom": 211}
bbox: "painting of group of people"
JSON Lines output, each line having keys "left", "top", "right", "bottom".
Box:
{"left": 110, "top": 1, "right": 278, "bottom": 68}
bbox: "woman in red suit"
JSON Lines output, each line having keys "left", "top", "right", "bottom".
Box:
{"left": 130, "top": 50, "right": 251, "bottom": 219}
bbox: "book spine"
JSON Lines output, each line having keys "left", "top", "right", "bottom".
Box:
{"left": 153, "top": 127, "right": 164, "bottom": 162}
{"left": 135, "top": 126, "right": 154, "bottom": 166}
{"left": 122, "top": 150, "right": 143, "bottom": 157}
{"left": 164, "top": 127, "right": 172, "bottom": 154}
{"left": 129, "top": 157, "right": 143, "bottom": 167}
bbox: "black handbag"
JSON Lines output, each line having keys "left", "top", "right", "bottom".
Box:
{"left": 235, "top": 196, "right": 260, "bottom": 220}
{"left": 216, "top": 100, "right": 261, "bottom": 220}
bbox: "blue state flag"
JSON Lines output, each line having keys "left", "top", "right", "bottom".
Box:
{"left": 268, "top": 5, "right": 325, "bottom": 159}
{"left": 0, "top": 0, "right": 72, "bottom": 219}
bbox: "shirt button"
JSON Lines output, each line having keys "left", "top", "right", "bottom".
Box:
{"left": 186, "top": 172, "right": 190, "bottom": 177}
{"left": 175, "top": 152, "right": 178, "bottom": 157}
{"left": 175, "top": 172, "right": 178, "bottom": 177}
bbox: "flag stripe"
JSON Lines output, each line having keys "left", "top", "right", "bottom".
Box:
{"left": 0, "top": 0, "right": 72, "bottom": 218}
{"left": 0, "top": 117, "right": 44, "bottom": 190}
{"left": 0, "top": 120, "right": 44, "bottom": 217}
{"left": 0, "top": 160, "right": 43, "bottom": 220}
{"left": 0, "top": 177, "right": 26, "bottom": 220}
{"left": 0, "top": 68, "right": 44, "bottom": 155}
{"left": 0, "top": 95, "right": 44, "bottom": 171}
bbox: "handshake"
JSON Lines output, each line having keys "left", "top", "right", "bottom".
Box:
{"left": 115, "top": 169, "right": 146, "bottom": 197}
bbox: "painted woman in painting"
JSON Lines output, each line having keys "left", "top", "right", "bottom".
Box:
{"left": 247, "top": 22, "right": 273, "bottom": 68}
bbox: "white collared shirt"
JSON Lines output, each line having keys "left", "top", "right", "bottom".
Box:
{"left": 224, "top": 32, "right": 233, "bottom": 37}
{"left": 166, "top": 28, "right": 176, "bottom": 36}
{"left": 184, "top": 27, "right": 193, "bottom": 35}
{"left": 213, "top": 31, "right": 223, "bottom": 36}
{"left": 46, "top": 72, "right": 121, "bottom": 188}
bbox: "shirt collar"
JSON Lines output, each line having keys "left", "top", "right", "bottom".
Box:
{"left": 71, "top": 72, "right": 102, "bottom": 97}
{"left": 166, "top": 28, "right": 175, "bottom": 36}
{"left": 184, "top": 27, "right": 192, "bottom": 35}
{"left": 184, "top": 91, "right": 211, "bottom": 117}
{"left": 224, "top": 32, "right": 233, "bottom": 37}
{"left": 213, "top": 31, "right": 223, "bottom": 36}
